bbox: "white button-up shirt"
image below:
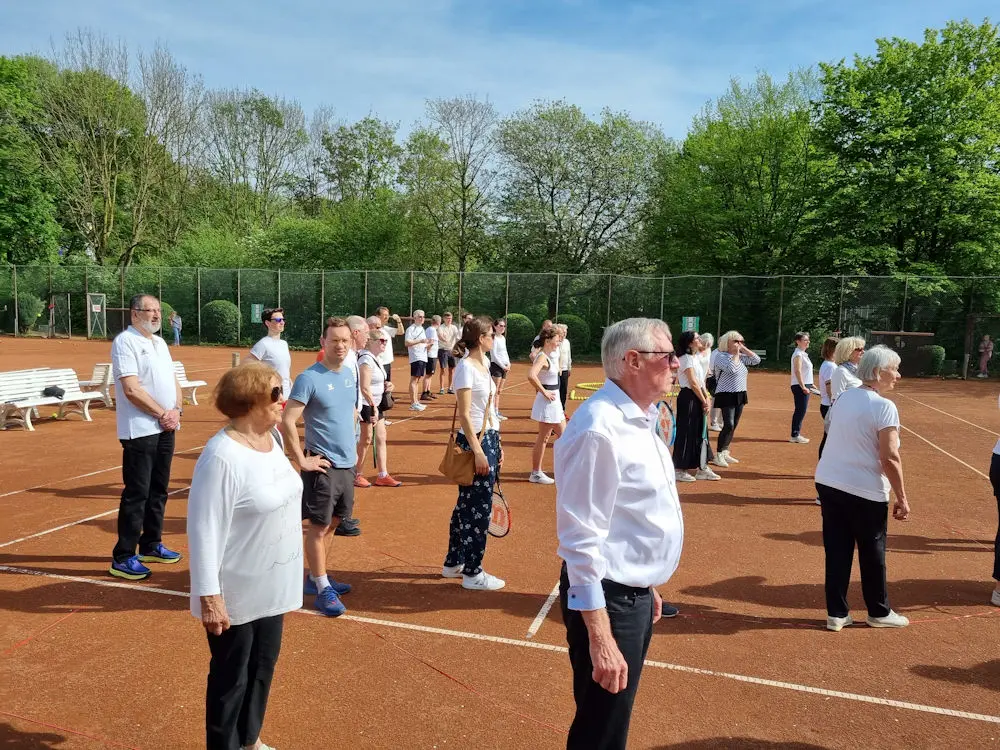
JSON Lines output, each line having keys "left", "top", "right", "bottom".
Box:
{"left": 555, "top": 379, "right": 684, "bottom": 611}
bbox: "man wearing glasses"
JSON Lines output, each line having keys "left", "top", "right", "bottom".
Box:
{"left": 109, "top": 294, "right": 184, "bottom": 580}
{"left": 248, "top": 308, "right": 292, "bottom": 399}
{"left": 555, "top": 318, "right": 684, "bottom": 750}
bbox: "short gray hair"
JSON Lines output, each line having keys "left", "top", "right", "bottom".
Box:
{"left": 602, "top": 318, "right": 672, "bottom": 379}
{"left": 366, "top": 315, "right": 382, "bottom": 328}
{"left": 413, "top": 309, "right": 425, "bottom": 318}
{"left": 699, "top": 332, "right": 714, "bottom": 348}
{"left": 431, "top": 314, "right": 441, "bottom": 324}
{"left": 347, "top": 315, "right": 367, "bottom": 332}
{"left": 857, "top": 345, "right": 900, "bottom": 381}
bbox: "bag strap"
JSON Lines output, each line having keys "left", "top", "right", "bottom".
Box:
{"left": 478, "top": 389, "right": 494, "bottom": 441}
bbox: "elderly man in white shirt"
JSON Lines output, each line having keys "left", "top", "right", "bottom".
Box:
{"left": 555, "top": 317, "right": 684, "bottom": 750}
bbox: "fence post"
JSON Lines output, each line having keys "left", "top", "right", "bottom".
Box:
{"left": 659, "top": 276, "right": 665, "bottom": 320}
{"left": 900, "top": 275, "right": 909, "bottom": 331}
{"left": 11, "top": 265, "right": 18, "bottom": 336}
{"left": 48, "top": 265, "right": 52, "bottom": 301}
{"left": 838, "top": 276, "right": 846, "bottom": 333}
{"left": 321, "top": 271, "right": 327, "bottom": 319}
{"left": 197, "top": 268, "right": 202, "bottom": 344}
{"left": 505, "top": 273, "right": 510, "bottom": 317}
{"left": 157, "top": 267, "right": 162, "bottom": 302}
{"left": 555, "top": 273, "right": 561, "bottom": 319}
{"left": 775, "top": 276, "right": 784, "bottom": 362}
{"left": 277, "top": 269, "right": 282, "bottom": 307}
{"left": 119, "top": 265, "right": 125, "bottom": 310}
{"left": 83, "top": 266, "right": 89, "bottom": 337}
{"left": 458, "top": 271, "right": 463, "bottom": 314}
{"left": 362, "top": 271, "right": 366, "bottom": 317}
{"left": 236, "top": 268, "right": 242, "bottom": 344}
{"left": 715, "top": 277, "right": 724, "bottom": 339}
{"left": 409, "top": 271, "right": 414, "bottom": 315}
{"left": 606, "top": 274, "right": 613, "bottom": 327}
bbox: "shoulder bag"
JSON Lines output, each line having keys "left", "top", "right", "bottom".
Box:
{"left": 439, "top": 390, "right": 493, "bottom": 485}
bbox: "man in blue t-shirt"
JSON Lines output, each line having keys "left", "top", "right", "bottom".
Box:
{"left": 283, "top": 317, "right": 359, "bottom": 617}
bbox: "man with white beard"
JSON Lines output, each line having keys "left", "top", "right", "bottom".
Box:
{"left": 108, "top": 294, "right": 184, "bottom": 580}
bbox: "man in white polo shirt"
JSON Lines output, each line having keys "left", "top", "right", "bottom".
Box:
{"left": 555, "top": 317, "right": 683, "bottom": 750}
{"left": 109, "top": 294, "right": 185, "bottom": 581}
{"left": 405, "top": 310, "right": 429, "bottom": 411}
{"left": 375, "top": 306, "right": 404, "bottom": 383}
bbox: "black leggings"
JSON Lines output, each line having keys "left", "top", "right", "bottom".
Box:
{"left": 818, "top": 404, "right": 830, "bottom": 458}
{"left": 717, "top": 403, "right": 744, "bottom": 453}
{"left": 989, "top": 453, "right": 1000, "bottom": 581}
{"left": 791, "top": 386, "right": 810, "bottom": 437}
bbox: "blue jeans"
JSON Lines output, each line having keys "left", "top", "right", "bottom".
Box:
{"left": 791, "top": 385, "right": 810, "bottom": 437}
{"left": 172, "top": 327, "right": 181, "bottom": 346}
{"left": 444, "top": 429, "right": 500, "bottom": 576}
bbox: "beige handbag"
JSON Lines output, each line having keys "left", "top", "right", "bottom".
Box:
{"left": 439, "top": 391, "right": 493, "bottom": 485}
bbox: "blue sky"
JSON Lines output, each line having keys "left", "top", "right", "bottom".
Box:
{"left": 1, "top": 0, "right": 995, "bottom": 138}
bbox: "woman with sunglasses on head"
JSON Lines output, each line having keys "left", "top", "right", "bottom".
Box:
{"left": 188, "top": 362, "right": 302, "bottom": 750}
{"left": 248, "top": 308, "right": 292, "bottom": 399}
{"left": 489, "top": 318, "right": 511, "bottom": 420}
{"left": 710, "top": 330, "right": 761, "bottom": 468}
{"left": 673, "top": 330, "right": 720, "bottom": 483}
{"left": 355, "top": 330, "right": 402, "bottom": 488}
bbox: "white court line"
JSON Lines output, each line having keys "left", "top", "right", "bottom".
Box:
{"left": 526, "top": 582, "right": 560, "bottom": 638}
{"left": 1, "top": 564, "right": 998, "bottom": 726}
{"left": 0, "top": 445, "right": 205, "bottom": 500}
{"left": 895, "top": 391, "right": 1000, "bottom": 437}
{"left": 0, "top": 485, "right": 190, "bottom": 550}
{"left": 900, "top": 425, "right": 989, "bottom": 480}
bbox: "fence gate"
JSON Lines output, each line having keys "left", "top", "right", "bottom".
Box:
{"left": 48, "top": 293, "right": 71, "bottom": 338}
{"left": 87, "top": 293, "right": 107, "bottom": 339}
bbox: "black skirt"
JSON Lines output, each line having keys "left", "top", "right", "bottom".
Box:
{"left": 713, "top": 390, "right": 748, "bottom": 409}
{"left": 672, "top": 388, "right": 711, "bottom": 471}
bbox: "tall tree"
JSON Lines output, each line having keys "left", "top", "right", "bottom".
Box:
{"left": 320, "top": 115, "right": 402, "bottom": 202}
{"left": 399, "top": 127, "right": 456, "bottom": 270}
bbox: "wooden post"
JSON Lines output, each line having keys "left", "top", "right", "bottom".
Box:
{"left": 715, "top": 277, "right": 724, "bottom": 339}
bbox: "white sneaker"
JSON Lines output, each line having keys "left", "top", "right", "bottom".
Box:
{"left": 441, "top": 564, "right": 464, "bottom": 579}
{"left": 675, "top": 471, "right": 696, "bottom": 483}
{"left": 721, "top": 451, "right": 739, "bottom": 464}
{"left": 826, "top": 614, "right": 854, "bottom": 632}
{"left": 462, "top": 571, "right": 505, "bottom": 590}
{"left": 384, "top": 419, "right": 393, "bottom": 426}
{"left": 529, "top": 471, "right": 555, "bottom": 485}
{"left": 977, "top": 373, "right": 988, "bottom": 378}
{"left": 709, "top": 423, "right": 722, "bottom": 432}
{"left": 815, "top": 497, "right": 822, "bottom": 505}
{"left": 790, "top": 435, "right": 810, "bottom": 444}
{"left": 991, "top": 589, "right": 1000, "bottom": 607}
{"left": 866, "top": 610, "right": 909, "bottom": 628}
{"left": 695, "top": 468, "right": 721, "bottom": 481}
{"left": 408, "top": 402, "right": 426, "bottom": 411}
{"left": 710, "top": 454, "right": 729, "bottom": 469}
{"left": 243, "top": 744, "right": 276, "bottom": 750}
{"left": 497, "top": 413, "right": 509, "bottom": 421}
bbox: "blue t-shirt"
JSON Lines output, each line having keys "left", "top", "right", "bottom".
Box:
{"left": 289, "top": 362, "right": 358, "bottom": 468}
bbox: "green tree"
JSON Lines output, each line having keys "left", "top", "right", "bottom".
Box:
{"left": 320, "top": 116, "right": 402, "bottom": 202}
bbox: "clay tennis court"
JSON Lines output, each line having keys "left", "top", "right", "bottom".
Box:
{"left": 1, "top": 337, "right": 998, "bottom": 749}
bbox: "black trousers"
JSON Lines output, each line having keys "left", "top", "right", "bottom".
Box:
{"left": 818, "top": 483, "right": 891, "bottom": 618}
{"left": 559, "top": 564, "right": 654, "bottom": 750}
{"left": 113, "top": 430, "right": 175, "bottom": 562}
{"left": 559, "top": 370, "right": 571, "bottom": 410}
{"left": 206, "top": 614, "right": 284, "bottom": 750}
{"left": 790, "top": 386, "right": 810, "bottom": 437}
{"left": 989, "top": 453, "right": 1000, "bottom": 581}
{"left": 717, "top": 403, "right": 744, "bottom": 453}
{"left": 818, "top": 404, "right": 830, "bottom": 458}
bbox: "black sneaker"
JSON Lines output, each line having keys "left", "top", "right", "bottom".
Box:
{"left": 661, "top": 602, "right": 679, "bottom": 618}
{"left": 335, "top": 517, "right": 361, "bottom": 537}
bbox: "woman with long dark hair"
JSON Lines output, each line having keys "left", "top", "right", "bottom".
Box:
{"left": 673, "top": 331, "right": 720, "bottom": 482}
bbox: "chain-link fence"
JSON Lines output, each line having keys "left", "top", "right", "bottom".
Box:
{"left": 2, "top": 266, "right": 996, "bottom": 370}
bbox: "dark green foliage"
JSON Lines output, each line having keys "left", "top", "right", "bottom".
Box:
{"left": 554, "top": 313, "right": 591, "bottom": 352}
{"left": 16, "top": 291, "right": 44, "bottom": 333}
{"left": 201, "top": 299, "right": 240, "bottom": 345}
{"left": 917, "top": 345, "right": 946, "bottom": 375}
{"left": 503, "top": 313, "right": 535, "bottom": 359}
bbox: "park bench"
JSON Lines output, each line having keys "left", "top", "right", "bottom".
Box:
{"left": 173, "top": 362, "right": 208, "bottom": 406}
{"left": 79, "top": 363, "right": 114, "bottom": 408}
{"left": 0, "top": 368, "right": 101, "bottom": 430}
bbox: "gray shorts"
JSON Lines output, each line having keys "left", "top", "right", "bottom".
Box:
{"left": 301, "top": 457, "right": 355, "bottom": 527}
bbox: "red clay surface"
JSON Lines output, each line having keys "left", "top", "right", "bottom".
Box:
{"left": 1, "top": 337, "right": 998, "bottom": 749}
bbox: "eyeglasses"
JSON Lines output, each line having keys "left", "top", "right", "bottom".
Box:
{"left": 134, "top": 308, "right": 161, "bottom": 314}
{"left": 269, "top": 317, "right": 285, "bottom": 323}
{"left": 628, "top": 350, "right": 678, "bottom": 365}
{"left": 269, "top": 386, "right": 281, "bottom": 403}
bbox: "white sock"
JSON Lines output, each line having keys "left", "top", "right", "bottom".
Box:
{"left": 311, "top": 574, "right": 330, "bottom": 591}
{"left": 378, "top": 472, "right": 388, "bottom": 478}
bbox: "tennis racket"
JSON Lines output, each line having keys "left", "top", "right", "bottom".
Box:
{"left": 654, "top": 400, "right": 676, "bottom": 447}
{"left": 488, "top": 474, "right": 511, "bottom": 538}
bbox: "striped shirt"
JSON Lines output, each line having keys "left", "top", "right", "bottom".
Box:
{"left": 711, "top": 350, "right": 761, "bottom": 393}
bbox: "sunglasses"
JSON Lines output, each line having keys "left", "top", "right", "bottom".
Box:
{"left": 377, "top": 339, "right": 388, "bottom": 344}
{"left": 270, "top": 386, "right": 281, "bottom": 402}
{"left": 269, "top": 317, "right": 285, "bottom": 323}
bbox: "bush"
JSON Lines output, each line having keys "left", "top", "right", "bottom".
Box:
{"left": 16, "top": 292, "right": 44, "bottom": 334}
{"left": 504, "top": 313, "right": 535, "bottom": 359}
{"left": 554, "top": 313, "right": 592, "bottom": 353}
{"left": 523, "top": 303, "right": 550, "bottom": 330}
{"left": 159, "top": 301, "right": 175, "bottom": 325}
{"left": 201, "top": 299, "right": 241, "bottom": 345}
{"left": 917, "top": 345, "right": 946, "bottom": 376}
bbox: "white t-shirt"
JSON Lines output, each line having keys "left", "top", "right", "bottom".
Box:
{"left": 378, "top": 325, "right": 398, "bottom": 366}
{"left": 438, "top": 323, "right": 460, "bottom": 352}
{"left": 343, "top": 349, "right": 364, "bottom": 411}
{"left": 818, "top": 360, "right": 837, "bottom": 407}
{"left": 558, "top": 338, "right": 572, "bottom": 372}
{"left": 790, "top": 349, "right": 813, "bottom": 387}
{"left": 452, "top": 356, "right": 500, "bottom": 435}
{"left": 426, "top": 326, "right": 439, "bottom": 359}
{"left": 815, "top": 387, "right": 900, "bottom": 503}
{"left": 491, "top": 334, "right": 511, "bottom": 370}
{"left": 250, "top": 335, "right": 292, "bottom": 398}
{"left": 187, "top": 429, "right": 304, "bottom": 626}
{"left": 358, "top": 350, "right": 386, "bottom": 408}
{"left": 405, "top": 324, "right": 428, "bottom": 363}
{"left": 677, "top": 353, "right": 704, "bottom": 389}
{"left": 831, "top": 364, "right": 862, "bottom": 401}
{"left": 111, "top": 326, "right": 178, "bottom": 440}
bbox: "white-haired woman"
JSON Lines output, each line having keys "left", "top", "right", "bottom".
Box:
{"left": 556, "top": 323, "right": 573, "bottom": 411}
{"left": 831, "top": 337, "right": 865, "bottom": 402}
{"left": 816, "top": 345, "right": 910, "bottom": 631}
{"left": 528, "top": 327, "right": 565, "bottom": 484}
{"left": 710, "top": 330, "right": 761, "bottom": 467}
{"left": 356, "top": 330, "right": 401, "bottom": 488}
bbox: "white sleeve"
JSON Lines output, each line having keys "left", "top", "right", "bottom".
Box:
{"left": 831, "top": 369, "right": 846, "bottom": 401}
{"left": 249, "top": 339, "right": 267, "bottom": 360}
{"left": 111, "top": 336, "right": 138, "bottom": 380}
{"left": 453, "top": 362, "right": 472, "bottom": 390}
{"left": 874, "top": 397, "right": 900, "bottom": 431}
{"left": 187, "top": 452, "right": 239, "bottom": 598}
{"left": 555, "top": 430, "right": 621, "bottom": 611}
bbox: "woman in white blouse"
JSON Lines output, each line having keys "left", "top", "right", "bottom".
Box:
{"left": 442, "top": 317, "right": 505, "bottom": 591}
{"left": 790, "top": 332, "right": 814, "bottom": 444}
{"left": 187, "top": 362, "right": 304, "bottom": 750}
{"left": 816, "top": 345, "right": 910, "bottom": 631}
{"left": 816, "top": 337, "right": 839, "bottom": 459}
{"left": 489, "top": 318, "right": 511, "bottom": 420}
{"left": 831, "top": 337, "right": 866, "bottom": 402}
{"left": 356, "top": 330, "right": 401, "bottom": 487}
{"left": 673, "top": 330, "right": 719, "bottom": 482}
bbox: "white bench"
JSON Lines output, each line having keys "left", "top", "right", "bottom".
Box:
{"left": 79, "top": 363, "right": 114, "bottom": 408}
{"left": 40, "top": 369, "right": 104, "bottom": 423}
{"left": 0, "top": 368, "right": 101, "bottom": 430}
{"left": 173, "top": 362, "right": 208, "bottom": 406}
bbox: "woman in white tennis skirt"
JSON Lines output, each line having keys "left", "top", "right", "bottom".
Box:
{"left": 527, "top": 328, "right": 565, "bottom": 484}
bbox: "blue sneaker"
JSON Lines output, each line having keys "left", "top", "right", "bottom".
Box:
{"left": 109, "top": 555, "right": 151, "bottom": 581}
{"left": 303, "top": 574, "right": 351, "bottom": 596}
{"left": 138, "top": 543, "right": 182, "bottom": 564}
{"left": 314, "top": 586, "right": 346, "bottom": 617}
